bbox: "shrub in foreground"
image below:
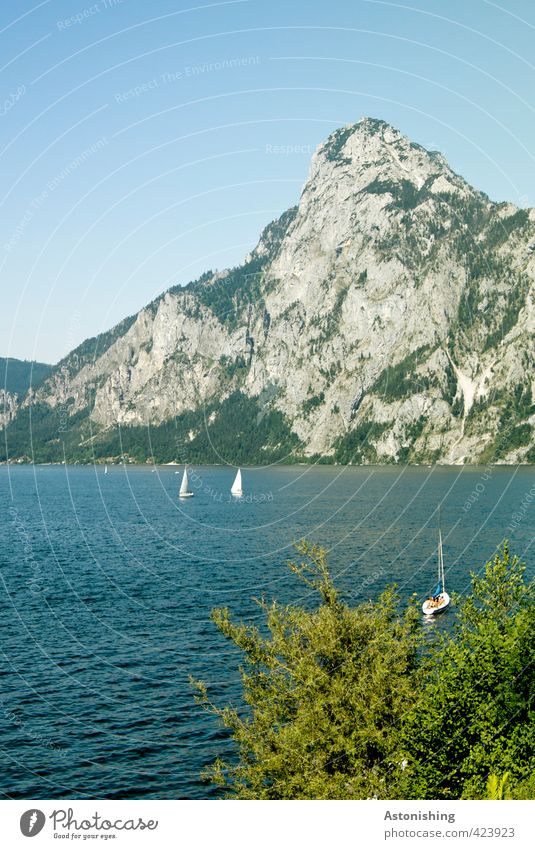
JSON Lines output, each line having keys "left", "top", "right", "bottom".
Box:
{"left": 194, "top": 541, "right": 535, "bottom": 799}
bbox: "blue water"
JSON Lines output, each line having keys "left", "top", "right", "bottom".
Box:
{"left": 0, "top": 463, "right": 533, "bottom": 799}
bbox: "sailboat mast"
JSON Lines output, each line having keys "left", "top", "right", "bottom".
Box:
{"left": 440, "top": 528, "right": 445, "bottom": 591}
{"left": 436, "top": 505, "right": 446, "bottom": 595}
{"left": 423, "top": 508, "right": 451, "bottom": 615}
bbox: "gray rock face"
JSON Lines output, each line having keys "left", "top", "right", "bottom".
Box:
{"left": 21, "top": 118, "right": 535, "bottom": 463}
{"left": 0, "top": 390, "right": 19, "bottom": 430}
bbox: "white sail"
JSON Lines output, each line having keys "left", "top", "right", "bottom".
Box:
{"left": 179, "top": 467, "right": 194, "bottom": 497}
{"left": 231, "top": 468, "right": 243, "bottom": 496}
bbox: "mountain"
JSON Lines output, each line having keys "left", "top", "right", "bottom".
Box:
{"left": 2, "top": 117, "right": 535, "bottom": 465}
{"left": 0, "top": 358, "right": 52, "bottom": 431}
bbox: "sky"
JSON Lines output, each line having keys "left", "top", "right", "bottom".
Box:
{"left": 1, "top": 0, "right": 535, "bottom": 363}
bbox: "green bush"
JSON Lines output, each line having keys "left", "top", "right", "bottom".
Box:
{"left": 195, "top": 541, "right": 535, "bottom": 800}
{"left": 401, "top": 543, "right": 535, "bottom": 800}
{"left": 194, "top": 541, "right": 421, "bottom": 799}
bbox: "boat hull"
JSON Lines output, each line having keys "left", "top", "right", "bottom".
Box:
{"left": 179, "top": 493, "right": 194, "bottom": 498}
{"left": 422, "top": 591, "right": 450, "bottom": 616}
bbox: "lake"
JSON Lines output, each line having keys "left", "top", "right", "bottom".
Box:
{"left": 0, "top": 463, "right": 533, "bottom": 799}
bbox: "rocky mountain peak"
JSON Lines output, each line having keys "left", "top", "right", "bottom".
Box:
{"left": 269, "top": 117, "right": 474, "bottom": 296}
{"left": 311, "top": 116, "right": 461, "bottom": 195}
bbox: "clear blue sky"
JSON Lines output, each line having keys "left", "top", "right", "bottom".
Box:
{"left": 2, "top": 0, "right": 535, "bottom": 363}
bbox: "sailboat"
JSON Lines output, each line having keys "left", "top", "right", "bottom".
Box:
{"left": 104, "top": 465, "right": 108, "bottom": 475}
{"left": 178, "top": 467, "right": 194, "bottom": 498}
{"left": 231, "top": 468, "right": 243, "bottom": 497}
{"left": 422, "top": 522, "right": 450, "bottom": 616}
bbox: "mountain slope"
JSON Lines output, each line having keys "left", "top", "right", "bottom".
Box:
{"left": 1, "top": 357, "right": 52, "bottom": 397}
{"left": 3, "top": 118, "right": 535, "bottom": 465}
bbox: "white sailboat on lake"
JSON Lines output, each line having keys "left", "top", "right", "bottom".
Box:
{"left": 231, "top": 468, "right": 243, "bottom": 497}
{"left": 422, "top": 521, "right": 450, "bottom": 616}
{"left": 178, "top": 467, "right": 194, "bottom": 498}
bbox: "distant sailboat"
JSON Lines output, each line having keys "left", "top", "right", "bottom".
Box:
{"left": 231, "top": 468, "right": 243, "bottom": 497}
{"left": 104, "top": 465, "right": 108, "bottom": 475}
{"left": 178, "top": 467, "right": 194, "bottom": 498}
{"left": 422, "top": 520, "right": 450, "bottom": 616}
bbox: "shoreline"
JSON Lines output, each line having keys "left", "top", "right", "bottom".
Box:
{"left": 1, "top": 460, "right": 533, "bottom": 470}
